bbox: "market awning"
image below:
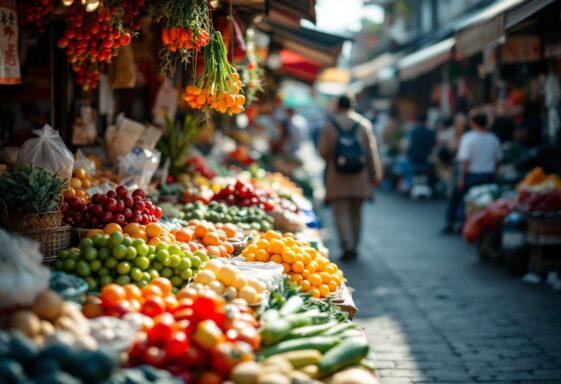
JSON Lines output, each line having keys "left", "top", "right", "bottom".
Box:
{"left": 352, "top": 53, "right": 401, "bottom": 87}
{"left": 268, "top": 0, "right": 317, "bottom": 26}
{"left": 258, "top": 21, "right": 350, "bottom": 67}
{"left": 397, "top": 37, "right": 455, "bottom": 81}
{"left": 278, "top": 50, "right": 321, "bottom": 84}
{"left": 455, "top": 0, "right": 525, "bottom": 58}
{"left": 505, "top": 0, "right": 555, "bottom": 29}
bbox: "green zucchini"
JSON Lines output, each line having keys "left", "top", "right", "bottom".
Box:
{"left": 321, "top": 322, "right": 356, "bottom": 336}
{"left": 285, "top": 321, "right": 339, "bottom": 340}
{"left": 261, "top": 310, "right": 330, "bottom": 345}
{"left": 317, "top": 337, "right": 369, "bottom": 377}
{"left": 279, "top": 296, "right": 304, "bottom": 316}
{"left": 257, "top": 336, "right": 341, "bottom": 359}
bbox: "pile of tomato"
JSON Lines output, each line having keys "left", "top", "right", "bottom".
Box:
{"left": 93, "top": 279, "right": 260, "bottom": 384}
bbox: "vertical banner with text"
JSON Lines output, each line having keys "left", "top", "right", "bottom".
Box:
{"left": 0, "top": 0, "right": 20, "bottom": 84}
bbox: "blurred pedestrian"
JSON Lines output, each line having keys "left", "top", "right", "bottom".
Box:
{"left": 442, "top": 111, "right": 502, "bottom": 233}
{"left": 281, "top": 108, "right": 308, "bottom": 155}
{"left": 319, "top": 94, "right": 383, "bottom": 261}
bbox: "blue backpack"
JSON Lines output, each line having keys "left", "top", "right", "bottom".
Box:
{"left": 329, "top": 117, "right": 366, "bottom": 174}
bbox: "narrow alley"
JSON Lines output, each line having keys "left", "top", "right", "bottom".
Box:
{"left": 322, "top": 193, "right": 561, "bottom": 384}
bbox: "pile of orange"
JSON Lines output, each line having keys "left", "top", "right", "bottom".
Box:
{"left": 87, "top": 222, "right": 176, "bottom": 245}
{"left": 171, "top": 220, "right": 237, "bottom": 258}
{"left": 241, "top": 231, "right": 344, "bottom": 299}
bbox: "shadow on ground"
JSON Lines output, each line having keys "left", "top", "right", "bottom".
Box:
{"left": 320, "top": 193, "right": 561, "bottom": 384}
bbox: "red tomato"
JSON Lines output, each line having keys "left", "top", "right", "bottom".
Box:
{"left": 211, "top": 341, "right": 254, "bottom": 375}
{"left": 199, "top": 371, "right": 223, "bottom": 384}
{"left": 164, "top": 330, "right": 189, "bottom": 360}
{"left": 236, "top": 326, "right": 261, "bottom": 350}
{"left": 148, "top": 313, "right": 175, "bottom": 344}
{"left": 128, "top": 337, "right": 148, "bottom": 365}
{"left": 179, "top": 345, "right": 207, "bottom": 368}
{"left": 141, "top": 296, "right": 165, "bottom": 318}
{"left": 143, "top": 346, "right": 167, "bottom": 368}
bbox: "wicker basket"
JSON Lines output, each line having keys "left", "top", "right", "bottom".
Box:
{"left": 71, "top": 227, "right": 91, "bottom": 246}
{"left": 12, "top": 225, "right": 71, "bottom": 264}
{"left": 5, "top": 210, "right": 63, "bottom": 231}
{"left": 527, "top": 217, "right": 561, "bottom": 245}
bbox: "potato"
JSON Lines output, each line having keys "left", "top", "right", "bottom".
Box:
{"left": 257, "top": 372, "right": 290, "bottom": 384}
{"left": 32, "top": 290, "right": 63, "bottom": 321}
{"left": 10, "top": 310, "right": 41, "bottom": 337}
{"left": 263, "top": 357, "right": 293, "bottom": 373}
{"left": 230, "top": 361, "right": 260, "bottom": 384}
{"left": 40, "top": 320, "right": 55, "bottom": 338}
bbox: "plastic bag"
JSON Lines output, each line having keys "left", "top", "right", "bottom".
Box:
{"left": 0, "top": 229, "right": 50, "bottom": 309}
{"left": 74, "top": 149, "right": 96, "bottom": 175}
{"left": 118, "top": 147, "right": 160, "bottom": 191}
{"left": 15, "top": 124, "right": 74, "bottom": 181}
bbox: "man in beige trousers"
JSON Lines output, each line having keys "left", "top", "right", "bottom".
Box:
{"left": 319, "top": 95, "right": 383, "bottom": 261}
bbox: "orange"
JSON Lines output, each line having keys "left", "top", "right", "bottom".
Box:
{"left": 291, "top": 261, "right": 305, "bottom": 273}
{"left": 163, "top": 296, "right": 179, "bottom": 311}
{"left": 206, "top": 245, "right": 220, "bottom": 257}
{"left": 216, "top": 230, "right": 227, "bottom": 242}
{"left": 87, "top": 229, "right": 103, "bottom": 238}
{"left": 307, "top": 262, "right": 318, "bottom": 273}
{"left": 301, "top": 280, "right": 311, "bottom": 292}
{"left": 129, "top": 299, "right": 142, "bottom": 312}
{"left": 224, "top": 242, "right": 234, "bottom": 255}
{"left": 63, "top": 188, "right": 76, "bottom": 199}
{"left": 263, "top": 230, "right": 282, "bottom": 241}
{"left": 104, "top": 223, "right": 123, "bottom": 235}
{"left": 141, "top": 285, "right": 163, "bottom": 299}
{"left": 223, "top": 223, "right": 237, "bottom": 238}
{"left": 292, "top": 274, "right": 303, "bottom": 284}
{"left": 132, "top": 229, "right": 148, "bottom": 242}
{"left": 245, "top": 252, "right": 256, "bottom": 262}
{"left": 309, "top": 287, "right": 321, "bottom": 299}
{"left": 319, "top": 284, "right": 330, "bottom": 298}
{"left": 75, "top": 189, "right": 86, "bottom": 198}
{"left": 73, "top": 167, "right": 87, "bottom": 179}
{"left": 316, "top": 256, "right": 329, "bottom": 270}
{"left": 282, "top": 249, "right": 296, "bottom": 264}
{"left": 324, "top": 263, "right": 338, "bottom": 275}
{"left": 255, "top": 249, "right": 270, "bottom": 262}
{"left": 145, "top": 223, "right": 163, "bottom": 238}
{"left": 101, "top": 284, "right": 126, "bottom": 306}
{"left": 256, "top": 239, "right": 269, "bottom": 250}
{"left": 270, "top": 254, "right": 283, "bottom": 264}
{"left": 124, "top": 223, "right": 140, "bottom": 234}
{"left": 268, "top": 239, "right": 285, "bottom": 255}
{"left": 217, "top": 245, "right": 227, "bottom": 257}
{"left": 81, "top": 178, "right": 92, "bottom": 188}
{"left": 194, "top": 224, "right": 208, "bottom": 238}
{"left": 124, "top": 284, "right": 142, "bottom": 300}
{"left": 308, "top": 273, "right": 322, "bottom": 287}
{"left": 320, "top": 272, "right": 331, "bottom": 284}
{"left": 283, "top": 236, "right": 295, "bottom": 247}
{"left": 244, "top": 244, "right": 258, "bottom": 253}
{"left": 202, "top": 232, "right": 220, "bottom": 246}
{"left": 282, "top": 263, "right": 291, "bottom": 274}
{"left": 301, "top": 268, "right": 310, "bottom": 279}
{"left": 328, "top": 280, "right": 339, "bottom": 292}
{"left": 301, "top": 252, "right": 312, "bottom": 265}
{"left": 148, "top": 237, "right": 161, "bottom": 246}
{"left": 70, "top": 177, "right": 82, "bottom": 189}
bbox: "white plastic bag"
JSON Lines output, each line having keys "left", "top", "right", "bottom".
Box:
{"left": 0, "top": 229, "right": 50, "bottom": 309}
{"left": 118, "top": 147, "right": 160, "bottom": 191}
{"left": 74, "top": 149, "right": 96, "bottom": 175}
{"left": 15, "top": 124, "right": 74, "bottom": 181}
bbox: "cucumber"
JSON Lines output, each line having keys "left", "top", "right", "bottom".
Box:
{"left": 257, "top": 336, "right": 341, "bottom": 359}
{"left": 285, "top": 321, "right": 338, "bottom": 340}
{"left": 317, "top": 337, "right": 369, "bottom": 377}
{"left": 285, "top": 310, "right": 329, "bottom": 328}
{"left": 271, "top": 349, "right": 322, "bottom": 368}
{"left": 260, "top": 309, "right": 280, "bottom": 323}
{"left": 279, "top": 296, "right": 304, "bottom": 316}
{"left": 321, "top": 322, "right": 356, "bottom": 336}
{"left": 261, "top": 310, "right": 330, "bottom": 345}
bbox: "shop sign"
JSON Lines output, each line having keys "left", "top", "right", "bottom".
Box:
{"left": 501, "top": 35, "right": 541, "bottom": 63}
{"left": 0, "top": 0, "right": 20, "bottom": 84}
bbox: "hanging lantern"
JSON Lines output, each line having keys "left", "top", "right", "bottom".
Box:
{"left": 85, "top": 0, "right": 100, "bottom": 12}
{"left": 62, "top": 0, "right": 74, "bottom": 6}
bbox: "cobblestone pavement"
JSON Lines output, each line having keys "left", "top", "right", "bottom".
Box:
{"left": 320, "top": 193, "right": 561, "bottom": 384}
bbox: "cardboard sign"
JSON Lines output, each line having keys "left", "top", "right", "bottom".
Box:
{"left": 0, "top": 0, "right": 20, "bottom": 84}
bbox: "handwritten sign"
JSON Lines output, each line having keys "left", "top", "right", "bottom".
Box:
{"left": 0, "top": 0, "right": 20, "bottom": 84}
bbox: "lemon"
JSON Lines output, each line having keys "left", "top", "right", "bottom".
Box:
{"left": 205, "top": 259, "right": 223, "bottom": 273}
{"left": 217, "top": 264, "right": 239, "bottom": 287}
{"left": 238, "top": 285, "right": 258, "bottom": 304}
{"left": 246, "top": 278, "right": 266, "bottom": 293}
{"left": 223, "top": 286, "right": 238, "bottom": 300}
{"left": 194, "top": 270, "right": 215, "bottom": 285}
{"left": 233, "top": 275, "right": 247, "bottom": 290}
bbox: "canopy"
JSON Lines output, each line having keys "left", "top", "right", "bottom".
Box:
{"left": 397, "top": 37, "right": 455, "bottom": 81}
{"left": 352, "top": 53, "right": 401, "bottom": 87}
{"left": 278, "top": 50, "right": 321, "bottom": 84}
{"left": 505, "top": 0, "right": 555, "bottom": 29}
{"left": 455, "top": 0, "right": 525, "bottom": 58}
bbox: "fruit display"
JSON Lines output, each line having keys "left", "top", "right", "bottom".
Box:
{"left": 62, "top": 186, "right": 162, "bottom": 228}
{"left": 517, "top": 190, "right": 561, "bottom": 214}
{"left": 517, "top": 167, "right": 561, "bottom": 192}
{"left": 212, "top": 180, "right": 276, "bottom": 212}
{"left": 87, "top": 222, "right": 177, "bottom": 246}
{"left": 171, "top": 220, "right": 239, "bottom": 258}
{"left": 179, "top": 201, "right": 274, "bottom": 232}
{"left": 241, "top": 232, "right": 343, "bottom": 299}
{"left": 53, "top": 233, "right": 205, "bottom": 290}
{"left": 230, "top": 358, "right": 321, "bottom": 384}
{"left": 192, "top": 259, "right": 268, "bottom": 305}
{"left": 6, "top": 289, "right": 97, "bottom": 349}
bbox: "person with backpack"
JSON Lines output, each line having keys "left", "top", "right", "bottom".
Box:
{"left": 319, "top": 94, "right": 383, "bottom": 261}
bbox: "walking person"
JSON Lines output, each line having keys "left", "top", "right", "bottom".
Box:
{"left": 319, "top": 95, "right": 383, "bottom": 261}
{"left": 442, "top": 111, "right": 502, "bottom": 233}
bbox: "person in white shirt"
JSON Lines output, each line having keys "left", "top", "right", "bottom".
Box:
{"left": 442, "top": 111, "right": 502, "bottom": 233}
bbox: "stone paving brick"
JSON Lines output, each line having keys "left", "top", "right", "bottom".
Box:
{"left": 322, "top": 194, "right": 561, "bottom": 384}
